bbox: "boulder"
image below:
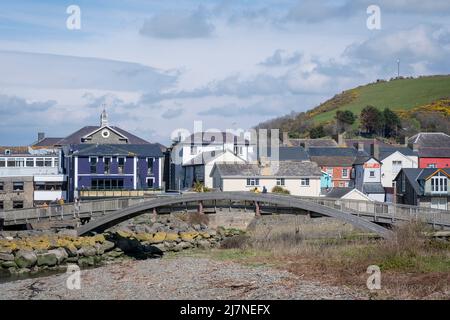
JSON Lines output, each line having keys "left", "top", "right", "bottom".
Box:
{"left": 57, "top": 229, "right": 78, "bottom": 237}
{"left": 77, "top": 246, "right": 96, "bottom": 257}
{"left": 197, "top": 240, "right": 211, "bottom": 250}
{"left": 1, "top": 260, "right": 17, "bottom": 268}
{"left": 177, "top": 241, "right": 193, "bottom": 250}
{"left": 150, "top": 232, "right": 166, "bottom": 244}
{"left": 180, "top": 232, "right": 198, "bottom": 243}
{"left": 99, "top": 240, "right": 115, "bottom": 253}
{"left": 63, "top": 244, "right": 78, "bottom": 257}
{"left": 48, "top": 248, "right": 68, "bottom": 264}
{"left": 37, "top": 252, "right": 58, "bottom": 267}
{"left": 78, "top": 256, "right": 95, "bottom": 267}
{"left": 164, "top": 233, "right": 179, "bottom": 242}
{"left": 0, "top": 252, "right": 15, "bottom": 261}
{"left": 14, "top": 250, "right": 37, "bottom": 268}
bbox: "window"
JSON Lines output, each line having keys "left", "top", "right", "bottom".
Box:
{"left": 118, "top": 157, "right": 125, "bottom": 174}
{"left": 7, "top": 158, "right": 15, "bottom": 167}
{"left": 104, "top": 157, "right": 111, "bottom": 174}
{"left": 147, "top": 158, "right": 154, "bottom": 175}
{"left": 90, "top": 157, "right": 97, "bottom": 174}
{"left": 427, "top": 163, "right": 437, "bottom": 168}
{"left": 0, "top": 182, "right": 3, "bottom": 191}
{"left": 26, "top": 158, "right": 34, "bottom": 167}
{"left": 276, "top": 178, "right": 285, "bottom": 186}
{"left": 234, "top": 145, "right": 243, "bottom": 155}
{"left": 53, "top": 158, "right": 59, "bottom": 168}
{"left": 190, "top": 145, "right": 197, "bottom": 155}
{"left": 0, "top": 158, "right": 5, "bottom": 167}
{"left": 211, "top": 151, "right": 215, "bottom": 157}
{"left": 392, "top": 160, "right": 402, "bottom": 173}
{"left": 34, "top": 182, "right": 64, "bottom": 191}
{"left": 300, "top": 178, "right": 310, "bottom": 186}
{"left": 342, "top": 168, "right": 348, "bottom": 178}
{"left": 369, "top": 170, "right": 375, "bottom": 177}
{"left": 0, "top": 201, "right": 3, "bottom": 210}
{"left": 246, "top": 178, "right": 259, "bottom": 186}
{"left": 36, "top": 158, "right": 44, "bottom": 167}
{"left": 91, "top": 178, "right": 124, "bottom": 190}
{"left": 401, "top": 173, "right": 406, "bottom": 193}
{"left": 44, "top": 158, "right": 52, "bottom": 167}
{"left": 431, "top": 172, "right": 448, "bottom": 193}
{"left": 13, "top": 201, "right": 23, "bottom": 209}
{"left": 147, "top": 178, "right": 154, "bottom": 188}
{"left": 13, "top": 182, "right": 24, "bottom": 191}
{"left": 15, "top": 158, "right": 24, "bottom": 167}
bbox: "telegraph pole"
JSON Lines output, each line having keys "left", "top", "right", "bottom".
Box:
{"left": 397, "top": 59, "right": 400, "bottom": 78}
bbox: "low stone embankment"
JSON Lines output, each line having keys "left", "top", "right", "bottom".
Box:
{"left": 0, "top": 217, "right": 242, "bottom": 276}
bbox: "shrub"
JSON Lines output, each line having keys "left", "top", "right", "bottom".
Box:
{"left": 271, "top": 185, "right": 290, "bottom": 194}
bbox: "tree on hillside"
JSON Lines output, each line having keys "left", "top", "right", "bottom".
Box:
{"left": 335, "top": 110, "right": 356, "bottom": 133}
{"left": 383, "top": 108, "right": 402, "bottom": 138}
{"left": 309, "top": 125, "right": 326, "bottom": 139}
{"left": 360, "top": 105, "right": 383, "bottom": 135}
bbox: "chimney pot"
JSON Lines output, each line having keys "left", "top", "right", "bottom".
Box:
{"left": 38, "top": 132, "right": 45, "bottom": 141}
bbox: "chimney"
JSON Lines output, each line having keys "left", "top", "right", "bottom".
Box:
{"left": 357, "top": 142, "right": 364, "bottom": 152}
{"left": 336, "top": 133, "right": 344, "bottom": 146}
{"left": 282, "top": 132, "right": 289, "bottom": 146}
{"left": 403, "top": 136, "right": 409, "bottom": 147}
{"left": 38, "top": 132, "right": 45, "bottom": 142}
{"left": 371, "top": 143, "right": 380, "bottom": 159}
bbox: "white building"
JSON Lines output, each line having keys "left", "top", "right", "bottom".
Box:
{"left": 210, "top": 161, "right": 322, "bottom": 197}
{"left": 379, "top": 147, "right": 419, "bottom": 188}
{"left": 170, "top": 131, "right": 256, "bottom": 190}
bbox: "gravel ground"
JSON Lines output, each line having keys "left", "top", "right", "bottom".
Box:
{"left": 0, "top": 256, "right": 366, "bottom": 300}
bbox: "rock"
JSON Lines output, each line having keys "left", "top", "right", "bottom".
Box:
{"left": 164, "top": 233, "right": 179, "bottom": 242}
{"left": 48, "top": 248, "right": 68, "bottom": 264}
{"left": 193, "top": 224, "right": 201, "bottom": 231}
{"left": 150, "top": 232, "right": 166, "bottom": 244}
{"left": 63, "top": 244, "right": 78, "bottom": 257}
{"left": 66, "top": 257, "right": 79, "bottom": 263}
{"left": 116, "top": 230, "right": 134, "bottom": 238}
{"left": 180, "top": 232, "right": 198, "bottom": 243}
{"left": 0, "top": 246, "right": 13, "bottom": 254}
{"left": 78, "top": 256, "right": 95, "bottom": 267}
{"left": 77, "top": 246, "right": 96, "bottom": 257}
{"left": 1, "top": 261, "right": 17, "bottom": 268}
{"left": 99, "top": 240, "right": 115, "bottom": 253}
{"left": 14, "top": 250, "right": 37, "bottom": 268}
{"left": 0, "top": 252, "right": 15, "bottom": 261}
{"left": 135, "top": 233, "right": 153, "bottom": 242}
{"left": 197, "top": 240, "right": 211, "bottom": 250}
{"left": 199, "top": 232, "right": 210, "bottom": 239}
{"left": 18, "top": 268, "right": 31, "bottom": 274}
{"left": 177, "top": 241, "right": 193, "bottom": 250}
{"left": 57, "top": 229, "right": 78, "bottom": 237}
{"left": 37, "top": 252, "right": 58, "bottom": 267}
{"left": 152, "top": 243, "right": 166, "bottom": 252}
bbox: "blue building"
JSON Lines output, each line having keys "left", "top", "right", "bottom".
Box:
{"left": 60, "top": 110, "right": 164, "bottom": 200}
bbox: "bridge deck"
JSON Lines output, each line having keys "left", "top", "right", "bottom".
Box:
{"left": 1, "top": 192, "right": 449, "bottom": 235}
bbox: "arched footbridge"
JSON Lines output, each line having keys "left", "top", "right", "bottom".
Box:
{"left": 1, "top": 192, "right": 449, "bottom": 239}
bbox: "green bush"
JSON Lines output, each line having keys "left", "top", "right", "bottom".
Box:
{"left": 271, "top": 186, "right": 290, "bottom": 194}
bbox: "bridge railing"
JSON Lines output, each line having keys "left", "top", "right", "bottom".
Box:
{"left": 295, "top": 196, "right": 450, "bottom": 227}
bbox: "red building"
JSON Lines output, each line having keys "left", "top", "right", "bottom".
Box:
{"left": 408, "top": 133, "right": 450, "bottom": 169}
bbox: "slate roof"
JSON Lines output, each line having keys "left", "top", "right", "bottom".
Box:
{"left": 213, "top": 161, "right": 322, "bottom": 178}
{"left": 323, "top": 187, "right": 355, "bottom": 198}
{"left": 345, "top": 139, "right": 393, "bottom": 154}
{"left": 56, "top": 126, "right": 150, "bottom": 146}
{"left": 408, "top": 133, "right": 450, "bottom": 158}
{"left": 32, "top": 137, "right": 63, "bottom": 148}
{"left": 183, "top": 150, "right": 245, "bottom": 166}
{"left": 288, "top": 138, "right": 338, "bottom": 147}
{"left": 378, "top": 147, "right": 418, "bottom": 161}
{"left": 307, "top": 147, "right": 358, "bottom": 167}
{"left": 266, "top": 147, "right": 310, "bottom": 161}
{"left": 179, "top": 132, "right": 250, "bottom": 145}
{"left": 67, "top": 144, "right": 163, "bottom": 157}
{"left": 362, "top": 183, "right": 385, "bottom": 194}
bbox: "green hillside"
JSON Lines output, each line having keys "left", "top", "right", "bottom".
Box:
{"left": 310, "top": 75, "right": 450, "bottom": 124}
{"left": 256, "top": 75, "right": 450, "bottom": 138}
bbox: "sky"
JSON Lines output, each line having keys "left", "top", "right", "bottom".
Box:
{"left": 1, "top": 0, "right": 450, "bottom": 145}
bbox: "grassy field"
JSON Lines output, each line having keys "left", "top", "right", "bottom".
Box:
{"left": 310, "top": 75, "right": 450, "bottom": 124}
{"left": 184, "top": 217, "right": 450, "bottom": 299}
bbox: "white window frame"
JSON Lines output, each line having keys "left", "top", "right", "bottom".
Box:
{"left": 300, "top": 178, "right": 310, "bottom": 186}
{"left": 276, "top": 178, "right": 285, "bottom": 186}
{"left": 342, "top": 168, "right": 349, "bottom": 178}
{"left": 246, "top": 178, "right": 260, "bottom": 186}
{"left": 431, "top": 173, "right": 448, "bottom": 193}
{"left": 146, "top": 177, "right": 155, "bottom": 189}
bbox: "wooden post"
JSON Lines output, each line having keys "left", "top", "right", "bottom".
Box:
{"left": 198, "top": 200, "right": 204, "bottom": 214}
{"left": 254, "top": 201, "right": 261, "bottom": 217}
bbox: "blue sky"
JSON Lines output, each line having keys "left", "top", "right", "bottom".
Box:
{"left": 1, "top": 0, "right": 450, "bottom": 145}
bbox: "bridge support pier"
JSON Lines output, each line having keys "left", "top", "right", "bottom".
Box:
{"left": 198, "top": 201, "right": 204, "bottom": 214}
{"left": 254, "top": 201, "right": 261, "bottom": 217}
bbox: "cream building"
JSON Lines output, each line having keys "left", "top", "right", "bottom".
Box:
{"left": 210, "top": 161, "right": 322, "bottom": 197}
